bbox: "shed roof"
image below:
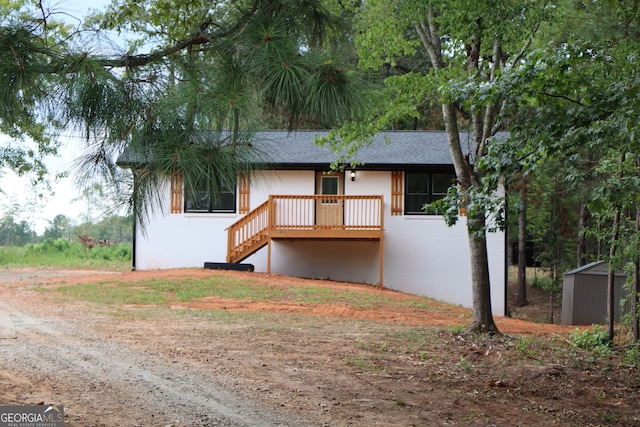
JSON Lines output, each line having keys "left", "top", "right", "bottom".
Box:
{"left": 564, "top": 261, "right": 607, "bottom": 275}
{"left": 564, "top": 260, "right": 625, "bottom": 277}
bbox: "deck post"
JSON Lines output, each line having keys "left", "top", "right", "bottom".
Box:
{"left": 379, "top": 234, "right": 384, "bottom": 288}
{"left": 267, "top": 195, "right": 274, "bottom": 274}
{"left": 267, "top": 238, "right": 272, "bottom": 274}
{"left": 226, "top": 226, "right": 233, "bottom": 263}
{"left": 379, "top": 197, "right": 384, "bottom": 288}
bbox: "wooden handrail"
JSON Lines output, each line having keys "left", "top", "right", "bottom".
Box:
{"left": 226, "top": 195, "right": 383, "bottom": 263}
{"left": 270, "top": 194, "right": 383, "bottom": 230}
{"left": 226, "top": 199, "right": 269, "bottom": 262}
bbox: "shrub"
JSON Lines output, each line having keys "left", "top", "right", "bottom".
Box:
{"left": 86, "top": 242, "right": 132, "bottom": 261}
{"left": 569, "top": 325, "right": 613, "bottom": 356}
{"left": 11, "top": 238, "right": 131, "bottom": 268}
{"left": 624, "top": 344, "right": 640, "bottom": 366}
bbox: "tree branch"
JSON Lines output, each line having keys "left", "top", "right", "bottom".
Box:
{"left": 37, "top": 1, "right": 48, "bottom": 27}
{"left": 480, "top": 36, "right": 502, "bottom": 151}
{"left": 414, "top": 7, "right": 445, "bottom": 70}
{"left": 542, "top": 92, "right": 584, "bottom": 105}
{"left": 50, "top": 0, "right": 262, "bottom": 71}
{"left": 510, "top": 21, "right": 540, "bottom": 68}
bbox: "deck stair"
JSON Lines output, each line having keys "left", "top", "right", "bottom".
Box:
{"left": 226, "top": 200, "right": 270, "bottom": 263}
{"left": 226, "top": 194, "right": 384, "bottom": 265}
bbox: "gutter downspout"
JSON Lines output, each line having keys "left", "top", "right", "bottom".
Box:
{"left": 131, "top": 173, "right": 137, "bottom": 271}
{"left": 131, "top": 211, "right": 137, "bottom": 271}
{"left": 504, "top": 179, "right": 510, "bottom": 317}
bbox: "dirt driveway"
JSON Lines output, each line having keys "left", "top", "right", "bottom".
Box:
{"left": 0, "top": 267, "right": 638, "bottom": 426}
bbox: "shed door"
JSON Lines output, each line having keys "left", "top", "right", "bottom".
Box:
{"left": 316, "top": 171, "right": 343, "bottom": 227}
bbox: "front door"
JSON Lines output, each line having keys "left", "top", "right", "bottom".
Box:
{"left": 315, "top": 171, "right": 344, "bottom": 227}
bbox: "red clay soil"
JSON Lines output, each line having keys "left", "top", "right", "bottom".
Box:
{"left": 26, "top": 267, "right": 577, "bottom": 334}
{"left": 0, "top": 267, "right": 636, "bottom": 427}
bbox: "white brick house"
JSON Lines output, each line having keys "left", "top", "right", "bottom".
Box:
{"left": 120, "top": 130, "right": 507, "bottom": 315}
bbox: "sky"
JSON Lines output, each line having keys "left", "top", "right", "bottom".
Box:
{"left": 2, "top": 138, "right": 81, "bottom": 234}
{"left": 0, "top": 0, "right": 124, "bottom": 234}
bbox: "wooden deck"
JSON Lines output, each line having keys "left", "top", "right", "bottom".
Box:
{"left": 226, "top": 194, "right": 384, "bottom": 267}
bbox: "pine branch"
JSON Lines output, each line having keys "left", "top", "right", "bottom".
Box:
{"left": 35, "top": 0, "right": 262, "bottom": 72}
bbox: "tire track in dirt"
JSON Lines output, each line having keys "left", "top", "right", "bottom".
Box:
{"left": 0, "top": 301, "right": 307, "bottom": 427}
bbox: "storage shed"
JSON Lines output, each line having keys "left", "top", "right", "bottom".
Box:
{"left": 561, "top": 261, "right": 630, "bottom": 325}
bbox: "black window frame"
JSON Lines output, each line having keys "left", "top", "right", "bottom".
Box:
{"left": 404, "top": 171, "right": 456, "bottom": 215}
{"left": 184, "top": 175, "right": 237, "bottom": 214}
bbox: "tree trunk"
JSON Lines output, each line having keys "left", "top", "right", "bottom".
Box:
{"left": 576, "top": 203, "right": 589, "bottom": 267}
{"left": 441, "top": 102, "right": 498, "bottom": 334}
{"left": 634, "top": 258, "right": 639, "bottom": 343}
{"left": 515, "top": 174, "right": 528, "bottom": 307}
{"left": 418, "top": 12, "right": 499, "bottom": 335}
{"left": 634, "top": 169, "right": 640, "bottom": 343}
{"left": 607, "top": 208, "right": 619, "bottom": 342}
{"left": 549, "top": 267, "right": 559, "bottom": 324}
{"left": 607, "top": 153, "right": 625, "bottom": 342}
{"left": 467, "top": 210, "right": 499, "bottom": 334}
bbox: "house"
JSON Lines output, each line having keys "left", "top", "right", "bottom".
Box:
{"left": 119, "top": 130, "right": 507, "bottom": 316}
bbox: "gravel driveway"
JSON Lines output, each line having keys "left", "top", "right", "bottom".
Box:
{"left": 0, "top": 268, "right": 307, "bottom": 426}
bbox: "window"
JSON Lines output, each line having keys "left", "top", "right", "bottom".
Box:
{"left": 321, "top": 176, "right": 339, "bottom": 195}
{"left": 404, "top": 171, "right": 455, "bottom": 215}
{"left": 185, "top": 176, "right": 236, "bottom": 213}
{"left": 320, "top": 175, "right": 339, "bottom": 203}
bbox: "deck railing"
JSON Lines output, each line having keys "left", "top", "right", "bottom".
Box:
{"left": 227, "top": 195, "right": 383, "bottom": 263}
{"left": 226, "top": 200, "right": 270, "bottom": 263}
{"left": 271, "top": 194, "right": 383, "bottom": 230}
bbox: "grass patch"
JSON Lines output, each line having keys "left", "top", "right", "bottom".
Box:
{"left": 57, "top": 282, "right": 167, "bottom": 305}
{"left": 0, "top": 240, "right": 131, "bottom": 270}
{"left": 387, "top": 328, "right": 444, "bottom": 346}
{"left": 382, "top": 328, "right": 448, "bottom": 360}
{"left": 51, "top": 275, "right": 448, "bottom": 311}
{"left": 288, "top": 286, "right": 389, "bottom": 308}
{"left": 110, "top": 305, "right": 295, "bottom": 325}
{"left": 344, "top": 356, "right": 381, "bottom": 371}
{"left": 173, "top": 278, "right": 278, "bottom": 301}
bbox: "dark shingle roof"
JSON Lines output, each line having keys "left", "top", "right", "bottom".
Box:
{"left": 251, "top": 130, "right": 478, "bottom": 168}
{"left": 118, "top": 130, "right": 505, "bottom": 169}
